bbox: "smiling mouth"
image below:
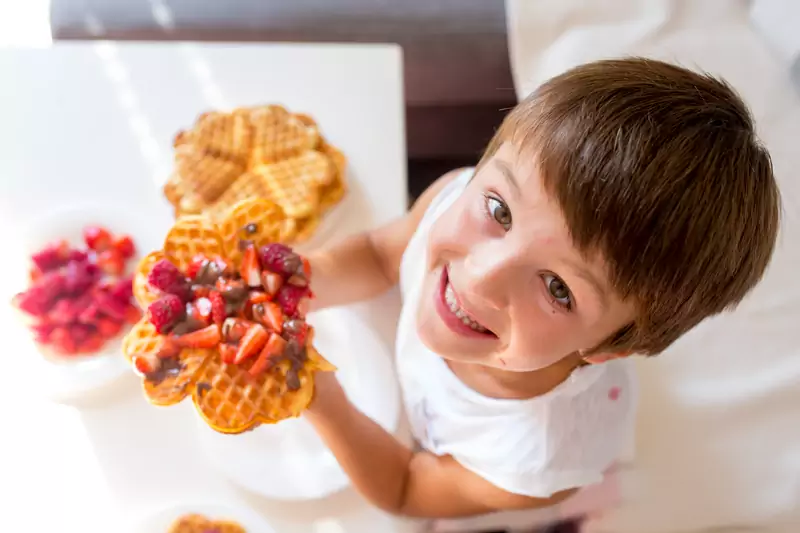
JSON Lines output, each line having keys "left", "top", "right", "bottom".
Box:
{"left": 439, "top": 267, "right": 495, "bottom": 336}
{"left": 444, "top": 281, "right": 490, "bottom": 333}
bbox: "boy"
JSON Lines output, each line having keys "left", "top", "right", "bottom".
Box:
{"left": 303, "top": 58, "right": 780, "bottom": 521}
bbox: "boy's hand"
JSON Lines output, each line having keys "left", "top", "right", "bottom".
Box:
{"left": 307, "top": 369, "right": 348, "bottom": 418}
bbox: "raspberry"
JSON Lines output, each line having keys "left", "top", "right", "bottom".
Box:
{"left": 66, "top": 249, "right": 88, "bottom": 263}
{"left": 15, "top": 271, "right": 66, "bottom": 317}
{"left": 147, "top": 259, "right": 190, "bottom": 301}
{"left": 259, "top": 243, "right": 302, "bottom": 278}
{"left": 64, "top": 260, "right": 98, "bottom": 295}
{"left": 147, "top": 294, "right": 185, "bottom": 333}
{"left": 208, "top": 290, "right": 226, "bottom": 325}
{"left": 276, "top": 283, "right": 309, "bottom": 318}
{"left": 109, "top": 275, "right": 134, "bottom": 304}
{"left": 31, "top": 240, "right": 70, "bottom": 272}
{"left": 93, "top": 290, "right": 129, "bottom": 321}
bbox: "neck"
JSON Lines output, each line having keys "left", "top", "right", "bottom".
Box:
{"left": 448, "top": 352, "right": 584, "bottom": 400}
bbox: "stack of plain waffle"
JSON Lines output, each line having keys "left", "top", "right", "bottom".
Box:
{"left": 163, "top": 105, "right": 346, "bottom": 243}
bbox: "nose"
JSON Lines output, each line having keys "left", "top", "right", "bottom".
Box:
{"left": 461, "top": 243, "right": 514, "bottom": 310}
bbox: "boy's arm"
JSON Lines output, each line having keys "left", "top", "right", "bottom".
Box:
{"left": 308, "top": 168, "right": 465, "bottom": 310}
{"left": 305, "top": 373, "right": 577, "bottom": 518}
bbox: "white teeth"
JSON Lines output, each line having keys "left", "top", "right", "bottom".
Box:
{"left": 444, "top": 282, "right": 488, "bottom": 332}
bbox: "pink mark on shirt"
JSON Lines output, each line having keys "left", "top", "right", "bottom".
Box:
{"left": 608, "top": 386, "right": 621, "bottom": 401}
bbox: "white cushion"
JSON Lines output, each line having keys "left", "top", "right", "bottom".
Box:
{"left": 506, "top": 1, "right": 800, "bottom": 531}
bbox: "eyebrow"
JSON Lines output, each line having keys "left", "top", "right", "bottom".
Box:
{"left": 493, "top": 159, "right": 521, "bottom": 198}
{"left": 565, "top": 261, "right": 609, "bottom": 311}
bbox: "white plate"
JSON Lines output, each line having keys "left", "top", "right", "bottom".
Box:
{"left": 197, "top": 305, "right": 401, "bottom": 501}
{"left": 129, "top": 502, "right": 275, "bottom": 533}
{"left": 9, "top": 204, "right": 164, "bottom": 401}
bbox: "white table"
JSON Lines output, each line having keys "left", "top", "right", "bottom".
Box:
{"left": 0, "top": 42, "right": 415, "bottom": 533}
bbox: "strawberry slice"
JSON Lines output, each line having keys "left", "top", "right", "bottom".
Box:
{"left": 78, "top": 334, "right": 105, "bottom": 353}
{"left": 221, "top": 317, "right": 252, "bottom": 343}
{"left": 124, "top": 303, "right": 142, "bottom": 324}
{"left": 233, "top": 323, "right": 268, "bottom": 364}
{"left": 261, "top": 270, "right": 283, "bottom": 296}
{"left": 97, "top": 249, "right": 125, "bottom": 276}
{"left": 247, "top": 291, "right": 269, "bottom": 305}
{"left": 252, "top": 301, "right": 283, "bottom": 333}
{"left": 186, "top": 254, "right": 209, "bottom": 281}
{"left": 112, "top": 234, "right": 136, "bottom": 259}
{"left": 157, "top": 337, "right": 182, "bottom": 359}
{"left": 83, "top": 226, "right": 112, "bottom": 252}
{"left": 50, "top": 327, "right": 77, "bottom": 354}
{"left": 249, "top": 333, "right": 287, "bottom": 377}
{"left": 219, "top": 343, "right": 237, "bottom": 364}
{"left": 29, "top": 265, "right": 43, "bottom": 283}
{"left": 208, "top": 291, "right": 226, "bottom": 325}
{"left": 172, "top": 324, "right": 221, "bottom": 349}
{"left": 132, "top": 353, "right": 160, "bottom": 376}
{"left": 191, "top": 297, "right": 213, "bottom": 324}
{"left": 97, "top": 318, "right": 123, "bottom": 338}
{"left": 239, "top": 244, "right": 262, "bottom": 287}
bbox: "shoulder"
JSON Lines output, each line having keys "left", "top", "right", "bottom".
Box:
{"left": 409, "top": 167, "right": 472, "bottom": 221}
{"left": 451, "top": 361, "right": 636, "bottom": 498}
{"left": 541, "top": 360, "right": 637, "bottom": 473}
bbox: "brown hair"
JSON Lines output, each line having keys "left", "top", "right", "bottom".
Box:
{"left": 481, "top": 57, "right": 781, "bottom": 355}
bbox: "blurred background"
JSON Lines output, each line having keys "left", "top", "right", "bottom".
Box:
{"left": 2, "top": 0, "right": 516, "bottom": 201}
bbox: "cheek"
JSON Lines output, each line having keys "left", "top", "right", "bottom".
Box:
{"left": 428, "top": 196, "right": 488, "bottom": 255}
{"left": 504, "top": 304, "right": 580, "bottom": 369}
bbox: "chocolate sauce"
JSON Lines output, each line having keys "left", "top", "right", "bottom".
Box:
{"left": 266, "top": 339, "right": 308, "bottom": 391}
{"left": 144, "top": 356, "right": 183, "bottom": 385}
{"left": 194, "top": 260, "right": 222, "bottom": 285}
{"left": 238, "top": 238, "right": 254, "bottom": 251}
{"left": 252, "top": 303, "right": 266, "bottom": 323}
{"left": 286, "top": 371, "right": 301, "bottom": 391}
{"left": 282, "top": 253, "right": 302, "bottom": 275}
{"left": 196, "top": 381, "right": 212, "bottom": 397}
{"left": 170, "top": 316, "right": 206, "bottom": 335}
{"left": 243, "top": 223, "right": 258, "bottom": 234}
{"left": 283, "top": 319, "right": 305, "bottom": 336}
{"left": 222, "top": 284, "right": 248, "bottom": 303}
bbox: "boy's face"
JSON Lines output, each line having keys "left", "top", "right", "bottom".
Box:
{"left": 417, "top": 143, "right": 636, "bottom": 372}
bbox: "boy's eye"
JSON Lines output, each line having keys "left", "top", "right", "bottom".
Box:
{"left": 486, "top": 196, "right": 512, "bottom": 230}
{"left": 543, "top": 273, "right": 573, "bottom": 310}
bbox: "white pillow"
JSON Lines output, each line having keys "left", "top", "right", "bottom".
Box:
{"left": 506, "top": 1, "right": 800, "bottom": 532}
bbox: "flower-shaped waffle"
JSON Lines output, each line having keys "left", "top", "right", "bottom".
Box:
{"left": 122, "top": 198, "right": 335, "bottom": 434}
{"left": 163, "top": 104, "right": 347, "bottom": 244}
{"left": 167, "top": 513, "right": 245, "bottom": 533}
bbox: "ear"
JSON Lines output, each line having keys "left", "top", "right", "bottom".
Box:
{"left": 581, "top": 351, "right": 633, "bottom": 365}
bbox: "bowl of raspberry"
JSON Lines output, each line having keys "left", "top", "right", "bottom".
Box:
{"left": 9, "top": 205, "right": 164, "bottom": 400}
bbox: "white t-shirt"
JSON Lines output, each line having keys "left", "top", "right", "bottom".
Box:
{"left": 394, "top": 168, "right": 637, "bottom": 528}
